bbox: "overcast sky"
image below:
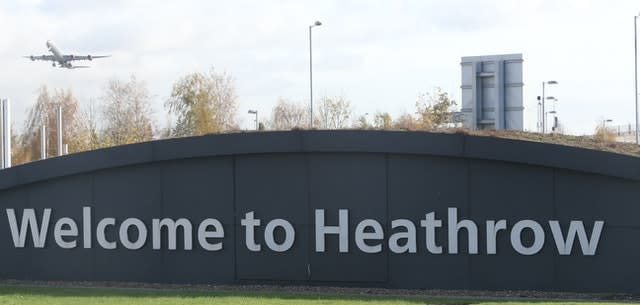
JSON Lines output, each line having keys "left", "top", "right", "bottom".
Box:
{"left": 0, "top": 0, "right": 638, "bottom": 135}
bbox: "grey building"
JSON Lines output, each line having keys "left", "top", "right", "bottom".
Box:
{"left": 460, "top": 54, "right": 524, "bottom": 130}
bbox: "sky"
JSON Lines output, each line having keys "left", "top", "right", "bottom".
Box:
{"left": 0, "top": 0, "right": 639, "bottom": 135}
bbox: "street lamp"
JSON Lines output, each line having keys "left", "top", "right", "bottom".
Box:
{"left": 603, "top": 119, "right": 613, "bottom": 128}
{"left": 634, "top": 13, "right": 639, "bottom": 144}
{"left": 248, "top": 110, "right": 258, "bottom": 131}
{"left": 545, "top": 110, "right": 557, "bottom": 132}
{"left": 541, "top": 80, "right": 558, "bottom": 133}
{"left": 309, "top": 20, "right": 322, "bottom": 128}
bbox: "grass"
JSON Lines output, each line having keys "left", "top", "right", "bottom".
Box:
{"left": 0, "top": 285, "right": 637, "bottom": 305}
{"left": 444, "top": 128, "right": 640, "bottom": 157}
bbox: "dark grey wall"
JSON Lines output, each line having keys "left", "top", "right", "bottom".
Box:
{"left": 0, "top": 130, "right": 638, "bottom": 292}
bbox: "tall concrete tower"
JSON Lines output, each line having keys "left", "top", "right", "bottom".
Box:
{"left": 460, "top": 54, "right": 524, "bottom": 130}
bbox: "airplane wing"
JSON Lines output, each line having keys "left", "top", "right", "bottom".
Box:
{"left": 70, "top": 66, "right": 90, "bottom": 69}
{"left": 24, "top": 55, "right": 56, "bottom": 61}
{"left": 63, "top": 55, "right": 110, "bottom": 61}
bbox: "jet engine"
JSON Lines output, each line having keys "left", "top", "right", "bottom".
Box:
{"left": 30, "top": 56, "right": 35, "bottom": 61}
{"left": 87, "top": 55, "right": 93, "bottom": 61}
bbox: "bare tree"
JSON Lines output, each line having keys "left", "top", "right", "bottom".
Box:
{"left": 166, "top": 68, "right": 238, "bottom": 136}
{"left": 315, "top": 95, "right": 352, "bottom": 129}
{"left": 269, "top": 98, "right": 309, "bottom": 130}
{"left": 101, "top": 75, "right": 155, "bottom": 146}
{"left": 415, "top": 87, "right": 457, "bottom": 129}
{"left": 73, "top": 99, "right": 102, "bottom": 150}
{"left": 393, "top": 113, "right": 420, "bottom": 130}
{"left": 373, "top": 112, "right": 392, "bottom": 129}
{"left": 18, "top": 86, "right": 82, "bottom": 162}
{"left": 353, "top": 114, "right": 370, "bottom": 129}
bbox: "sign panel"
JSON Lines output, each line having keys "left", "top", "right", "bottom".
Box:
{"left": 0, "top": 131, "right": 638, "bottom": 292}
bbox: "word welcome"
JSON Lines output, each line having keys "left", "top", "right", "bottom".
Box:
{"left": 5, "top": 207, "right": 604, "bottom": 256}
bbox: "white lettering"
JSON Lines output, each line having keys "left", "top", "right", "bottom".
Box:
{"left": 389, "top": 219, "right": 416, "bottom": 254}
{"left": 486, "top": 220, "right": 507, "bottom": 254}
{"left": 549, "top": 220, "right": 604, "bottom": 256}
{"left": 448, "top": 208, "right": 478, "bottom": 254}
{"left": 6, "top": 208, "right": 51, "bottom": 248}
{"left": 83, "top": 206, "right": 91, "bottom": 248}
{"left": 355, "top": 219, "right": 383, "bottom": 253}
{"left": 152, "top": 218, "right": 193, "bottom": 250}
{"left": 420, "top": 212, "right": 442, "bottom": 254}
{"left": 97, "top": 218, "right": 116, "bottom": 249}
{"left": 241, "top": 211, "right": 261, "bottom": 252}
{"left": 119, "top": 218, "right": 147, "bottom": 250}
{"left": 315, "top": 209, "right": 349, "bottom": 253}
{"left": 198, "top": 218, "right": 224, "bottom": 251}
{"left": 53, "top": 217, "right": 78, "bottom": 249}
{"left": 511, "top": 220, "right": 545, "bottom": 255}
{"left": 264, "top": 219, "right": 295, "bottom": 252}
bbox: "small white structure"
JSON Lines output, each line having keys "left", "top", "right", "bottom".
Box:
{"left": 460, "top": 54, "right": 524, "bottom": 130}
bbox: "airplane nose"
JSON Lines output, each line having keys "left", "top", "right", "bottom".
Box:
{"left": 46, "top": 40, "right": 52, "bottom": 48}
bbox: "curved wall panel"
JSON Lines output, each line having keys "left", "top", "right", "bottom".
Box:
{"left": 0, "top": 131, "right": 638, "bottom": 292}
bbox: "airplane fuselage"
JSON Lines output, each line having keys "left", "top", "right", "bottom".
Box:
{"left": 46, "top": 41, "right": 71, "bottom": 68}
{"left": 46, "top": 41, "right": 64, "bottom": 61}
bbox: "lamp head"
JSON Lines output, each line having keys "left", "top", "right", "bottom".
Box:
{"left": 248, "top": 110, "right": 257, "bottom": 114}
{"left": 547, "top": 80, "right": 558, "bottom": 85}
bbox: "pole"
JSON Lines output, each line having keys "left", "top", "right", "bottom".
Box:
{"left": 635, "top": 15, "right": 639, "bottom": 144}
{"left": 0, "top": 99, "right": 4, "bottom": 169}
{"left": 255, "top": 111, "right": 258, "bottom": 130}
{"left": 542, "top": 82, "right": 546, "bottom": 133}
{"left": 2, "top": 99, "right": 10, "bottom": 168}
{"left": 41, "top": 125, "right": 47, "bottom": 159}
{"left": 309, "top": 25, "right": 313, "bottom": 129}
{"left": 57, "top": 106, "right": 63, "bottom": 156}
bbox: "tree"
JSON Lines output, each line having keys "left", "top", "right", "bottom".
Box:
{"left": 11, "top": 123, "right": 29, "bottom": 166}
{"left": 354, "top": 114, "right": 370, "bottom": 129}
{"left": 315, "top": 95, "right": 352, "bottom": 129}
{"left": 393, "top": 113, "right": 420, "bottom": 130}
{"left": 74, "top": 100, "right": 102, "bottom": 150}
{"left": 166, "top": 69, "right": 238, "bottom": 136}
{"left": 101, "top": 75, "right": 155, "bottom": 146}
{"left": 18, "top": 86, "right": 82, "bottom": 162}
{"left": 269, "top": 98, "right": 309, "bottom": 130}
{"left": 594, "top": 122, "right": 616, "bottom": 143}
{"left": 373, "top": 112, "right": 392, "bottom": 129}
{"left": 415, "top": 87, "right": 457, "bottom": 129}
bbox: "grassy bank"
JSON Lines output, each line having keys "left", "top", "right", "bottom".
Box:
{"left": 0, "top": 285, "right": 637, "bottom": 305}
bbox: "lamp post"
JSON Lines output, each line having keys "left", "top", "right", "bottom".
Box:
{"left": 545, "top": 110, "right": 557, "bottom": 132}
{"left": 634, "top": 13, "right": 639, "bottom": 144}
{"left": 541, "top": 80, "right": 558, "bottom": 133}
{"left": 603, "top": 118, "right": 613, "bottom": 129}
{"left": 536, "top": 96, "right": 542, "bottom": 132}
{"left": 309, "top": 20, "right": 322, "bottom": 128}
{"left": 248, "top": 110, "right": 258, "bottom": 131}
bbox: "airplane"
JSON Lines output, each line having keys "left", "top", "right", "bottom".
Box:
{"left": 24, "top": 40, "right": 109, "bottom": 69}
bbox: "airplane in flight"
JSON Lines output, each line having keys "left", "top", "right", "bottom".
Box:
{"left": 24, "top": 40, "right": 109, "bottom": 69}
